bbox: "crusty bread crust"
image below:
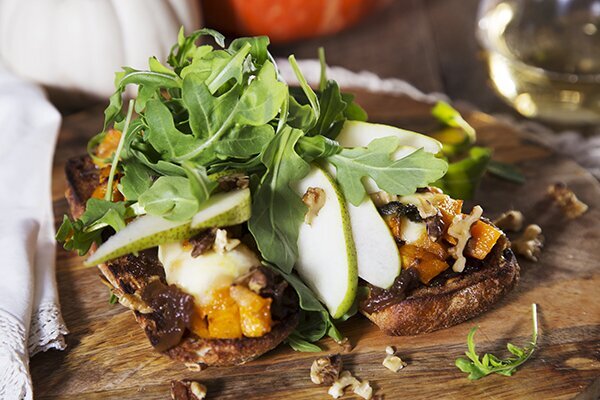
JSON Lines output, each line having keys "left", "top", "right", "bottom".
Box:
{"left": 360, "top": 237, "right": 520, "bottom": 336}
{"left": 64, "top": 156, "right": 299, "bottom": 366}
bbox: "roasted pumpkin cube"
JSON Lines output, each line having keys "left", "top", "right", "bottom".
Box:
{"left": 466, "top": 220, "right": 502, "bottom": 260}
{"left": 400, "top": 245, "right": 450, "bottom": 284}
{"left": 204, "top": 287, "right": 243, "bottom": 339}
{"left": 230, "top": 285, "right": 272, "bottom": 338}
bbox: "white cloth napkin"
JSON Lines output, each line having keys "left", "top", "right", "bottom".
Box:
{"left": 0, "top": 63, "right": 67, "bottom": 400}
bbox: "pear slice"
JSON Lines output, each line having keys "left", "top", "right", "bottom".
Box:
{"left": 85, "top": 188, "right": 251, "bottom": 266}
{"left": 336, "top": 120, "right": 442, "bottom": 154}
{"left": 293, "top": 165, "right": 358, "bottom": 318}
{"left": 323, "top": 163, "right": 400, "bottom": 289}
{"left": 191, "top": 188, "right": 251, "bottom": 229}
{"left": 336, "top": 120, "right": 443, "bottom": 194}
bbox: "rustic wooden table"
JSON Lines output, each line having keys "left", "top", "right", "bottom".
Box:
{"left": 30, "top": 2, "right": 600, "bottom": 399}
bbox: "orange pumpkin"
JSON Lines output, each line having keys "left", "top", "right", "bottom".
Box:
{"left": 400, "top": 245, "right": 449, "bottom": 285}
{"left": 202, "top": 0, "right": 390, "bottom": 43}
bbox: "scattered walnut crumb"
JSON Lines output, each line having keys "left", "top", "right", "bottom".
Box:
{"left": 493, "top": 210, "right": 524, "bottom": 232}
{"left": 184, "top": 362, "right": 205, "bottom": 372}
{"left": 370, "top": 191, "right": 399, "bottom": 207}
{"left": 213, "top": 229, "right": 241, "bottom": 254}
{"left": 311, "top": 354, "right": 343, "bottom": 385}
{"left": 170, "top": 380, "right": 206, "bottom": 400}
{"left": 327, "top": 370, "right": 372, "bottom": 400}
{"left": 547, "top": 182, "right": 589, "bottom": 219}
{"left": 302, "top": 187, "right": 326, "bottom": 225}
{"left": 383, "top": 355, "right": 407, "bottom": 372}
{"left": 512, "top": 224, "right": 544, "bottom": 262}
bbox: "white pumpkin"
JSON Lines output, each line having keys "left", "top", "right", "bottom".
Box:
{"left": 0, "top": 0, "right": 201, "bottom": 98}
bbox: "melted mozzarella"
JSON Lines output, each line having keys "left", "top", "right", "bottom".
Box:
{"left": 158, "top": 241, "right": 260, "bottom": 305}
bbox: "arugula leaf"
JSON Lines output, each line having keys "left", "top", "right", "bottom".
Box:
{"left": 310, "top": 80, "right": 347, "bottom": 138}
{"left": 138, "top": 176, "right": 199, "bottom": 221}
{"left": 182, "top": 162, "right": 218, "bottom": 204}
{"left": 271, "top": 265, "right": 344, "bottom": 350}
{"left": 329, "top": 137, "right": 448, "bottom": 206}
{"left": 342, "top": 93, "right": 368, "bottom": 122}
{"left": 229, "top": 36, "right": 270, "bottom": 67}
{"left": 296, "top": 135, "right": 341, "bottom": 162}
{"left": 434, "top": 146, "right": 491, "bottom": 200}
{"left": 456, "top": 304, "right": 539, "bottom": 380}
{"left": 56, "top": 199, "right": 128, "bottom": 255}
{"left": 487, "top": 160, "right": 526, "bottom": 184}
{"left": 175, "top": 61, "right": 287, "bottom": 161}
{"left": 214, "top": 124, "right": 275, "bottom": 159}
{"left": 288, "top": 55, "right": 320, "bottom": 128}
{"left": 248, "top": 126, "right": 310, "bottom": 273}
{"left": 118, "top": 161, "right": 154, "bottom": 201}
{"left": 167, "top": 27, "right": 226, "bottom": 71}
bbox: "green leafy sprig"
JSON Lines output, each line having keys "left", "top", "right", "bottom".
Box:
{"left": 455, "top": 303, "right": 539, "bottom": 379}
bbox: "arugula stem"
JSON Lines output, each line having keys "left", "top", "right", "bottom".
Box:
{"left": 105, "top": 99, "right": 135, "bottom": 202}
{"left": 318, "top": 47, "right": 327, "bottom": 91}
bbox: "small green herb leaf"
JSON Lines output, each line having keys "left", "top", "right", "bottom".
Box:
{"left": 487, "top": 160, "right": 526, "bottom": 184}
{"left": 455, "top": 304, "right": 539, "bottom": 380}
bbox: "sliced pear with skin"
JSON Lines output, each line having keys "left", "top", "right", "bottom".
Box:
{"left": 324, "top": 164, "right": 400, "bottom": 289}
{"left": 336, "top": 120, "right": 443, "bottom": 193}
{"left": 191, "top": 188, "right": 251, "bottom": 229}
{"left": 293, "top": 165, "right": 358, "bottom": 318}
{"left": 85, "top": 188, "right": 251, "bottom": 266}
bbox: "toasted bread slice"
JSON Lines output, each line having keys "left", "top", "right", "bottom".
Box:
{"left": 359, "top": 235, "right": 519, "bottom": 336}
{"left": 65, "top": 156, "right": 299, "bottom": 367}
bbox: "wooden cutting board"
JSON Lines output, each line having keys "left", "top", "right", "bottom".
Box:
{"left": 31, "top": 92, "right": 600, "bottom": 399}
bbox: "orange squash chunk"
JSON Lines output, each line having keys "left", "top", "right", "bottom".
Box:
{"left": 466, "top": 220, "right": 502, "bottom": 260}
{"left": 400, "top": 245, "right": 450, "bottom": 284}
{"left": 204, "top": 287, "right": 243, "bottom": 339}
{"left": 190, "top": 306, "right": 211, "bottom": 338}
{"left": 436, "top": 196, "right": 463, "bottom": 227}
{"left": 94, "top": 129, "right": 122, "bottom": 166}
{"left": 230, "top": 285, "right": 272, "bottom": 338}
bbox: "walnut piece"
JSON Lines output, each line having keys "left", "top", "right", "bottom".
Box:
{"left": 170, "top": 380, "right": 207, "bottom": 400}
{"left": 327, "top": 370, "right": 373, "bottom": 400}
{"left": 302, "top": 187, "right": 327, "bottom": 225}
{"left": 213, "top": 229, "right": 241, "bottom": 254}
{"left": 512, "top": 224, "right": 544, "bottom": 262}
{"left": 548, "top": 182, "right": 589, "bottom": 219}
{"left": 311, "top": 354, "right": 343, "bottom": 385}
{"left": 493, "top": 210, "right": 524, "bottom": 232}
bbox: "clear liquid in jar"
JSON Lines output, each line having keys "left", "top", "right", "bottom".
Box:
{"left": 478, "top": 0, "right": 600, "bottom": 124}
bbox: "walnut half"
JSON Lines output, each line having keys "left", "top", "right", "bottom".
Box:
{"left": 548, "top": 182, "right": 588, "bottom": 219}
{"left": 512, "top": 224, "right": 544, "bottom": 262}
{"left": 311, "top": 354, "right": 343, "bottom": 385}
{"left": 493, "top": 210, "right": 524, "bottom": 232}
{"left": 302, "top": 187, "right": 326, "bottom": 225}
{"left": 170, "top": 380, "right": 207, "bottom": 400}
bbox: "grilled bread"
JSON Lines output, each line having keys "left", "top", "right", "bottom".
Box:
{"left": 359, "top": 234, "right": 519, "bottom": 335}
{"left": 65, "top": 156, "right": 299, "bottom": 367}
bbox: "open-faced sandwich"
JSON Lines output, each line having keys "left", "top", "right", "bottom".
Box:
{"left": 58, "top": 29, "right": 519, "bottom": 367}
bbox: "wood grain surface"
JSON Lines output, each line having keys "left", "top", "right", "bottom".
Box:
{"left": 29, "top": 90, "right": 600, "bottom": 399}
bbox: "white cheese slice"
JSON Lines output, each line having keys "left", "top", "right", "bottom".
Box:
{"left": 158, "top": 240, "right": 260, "bottom": 305}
